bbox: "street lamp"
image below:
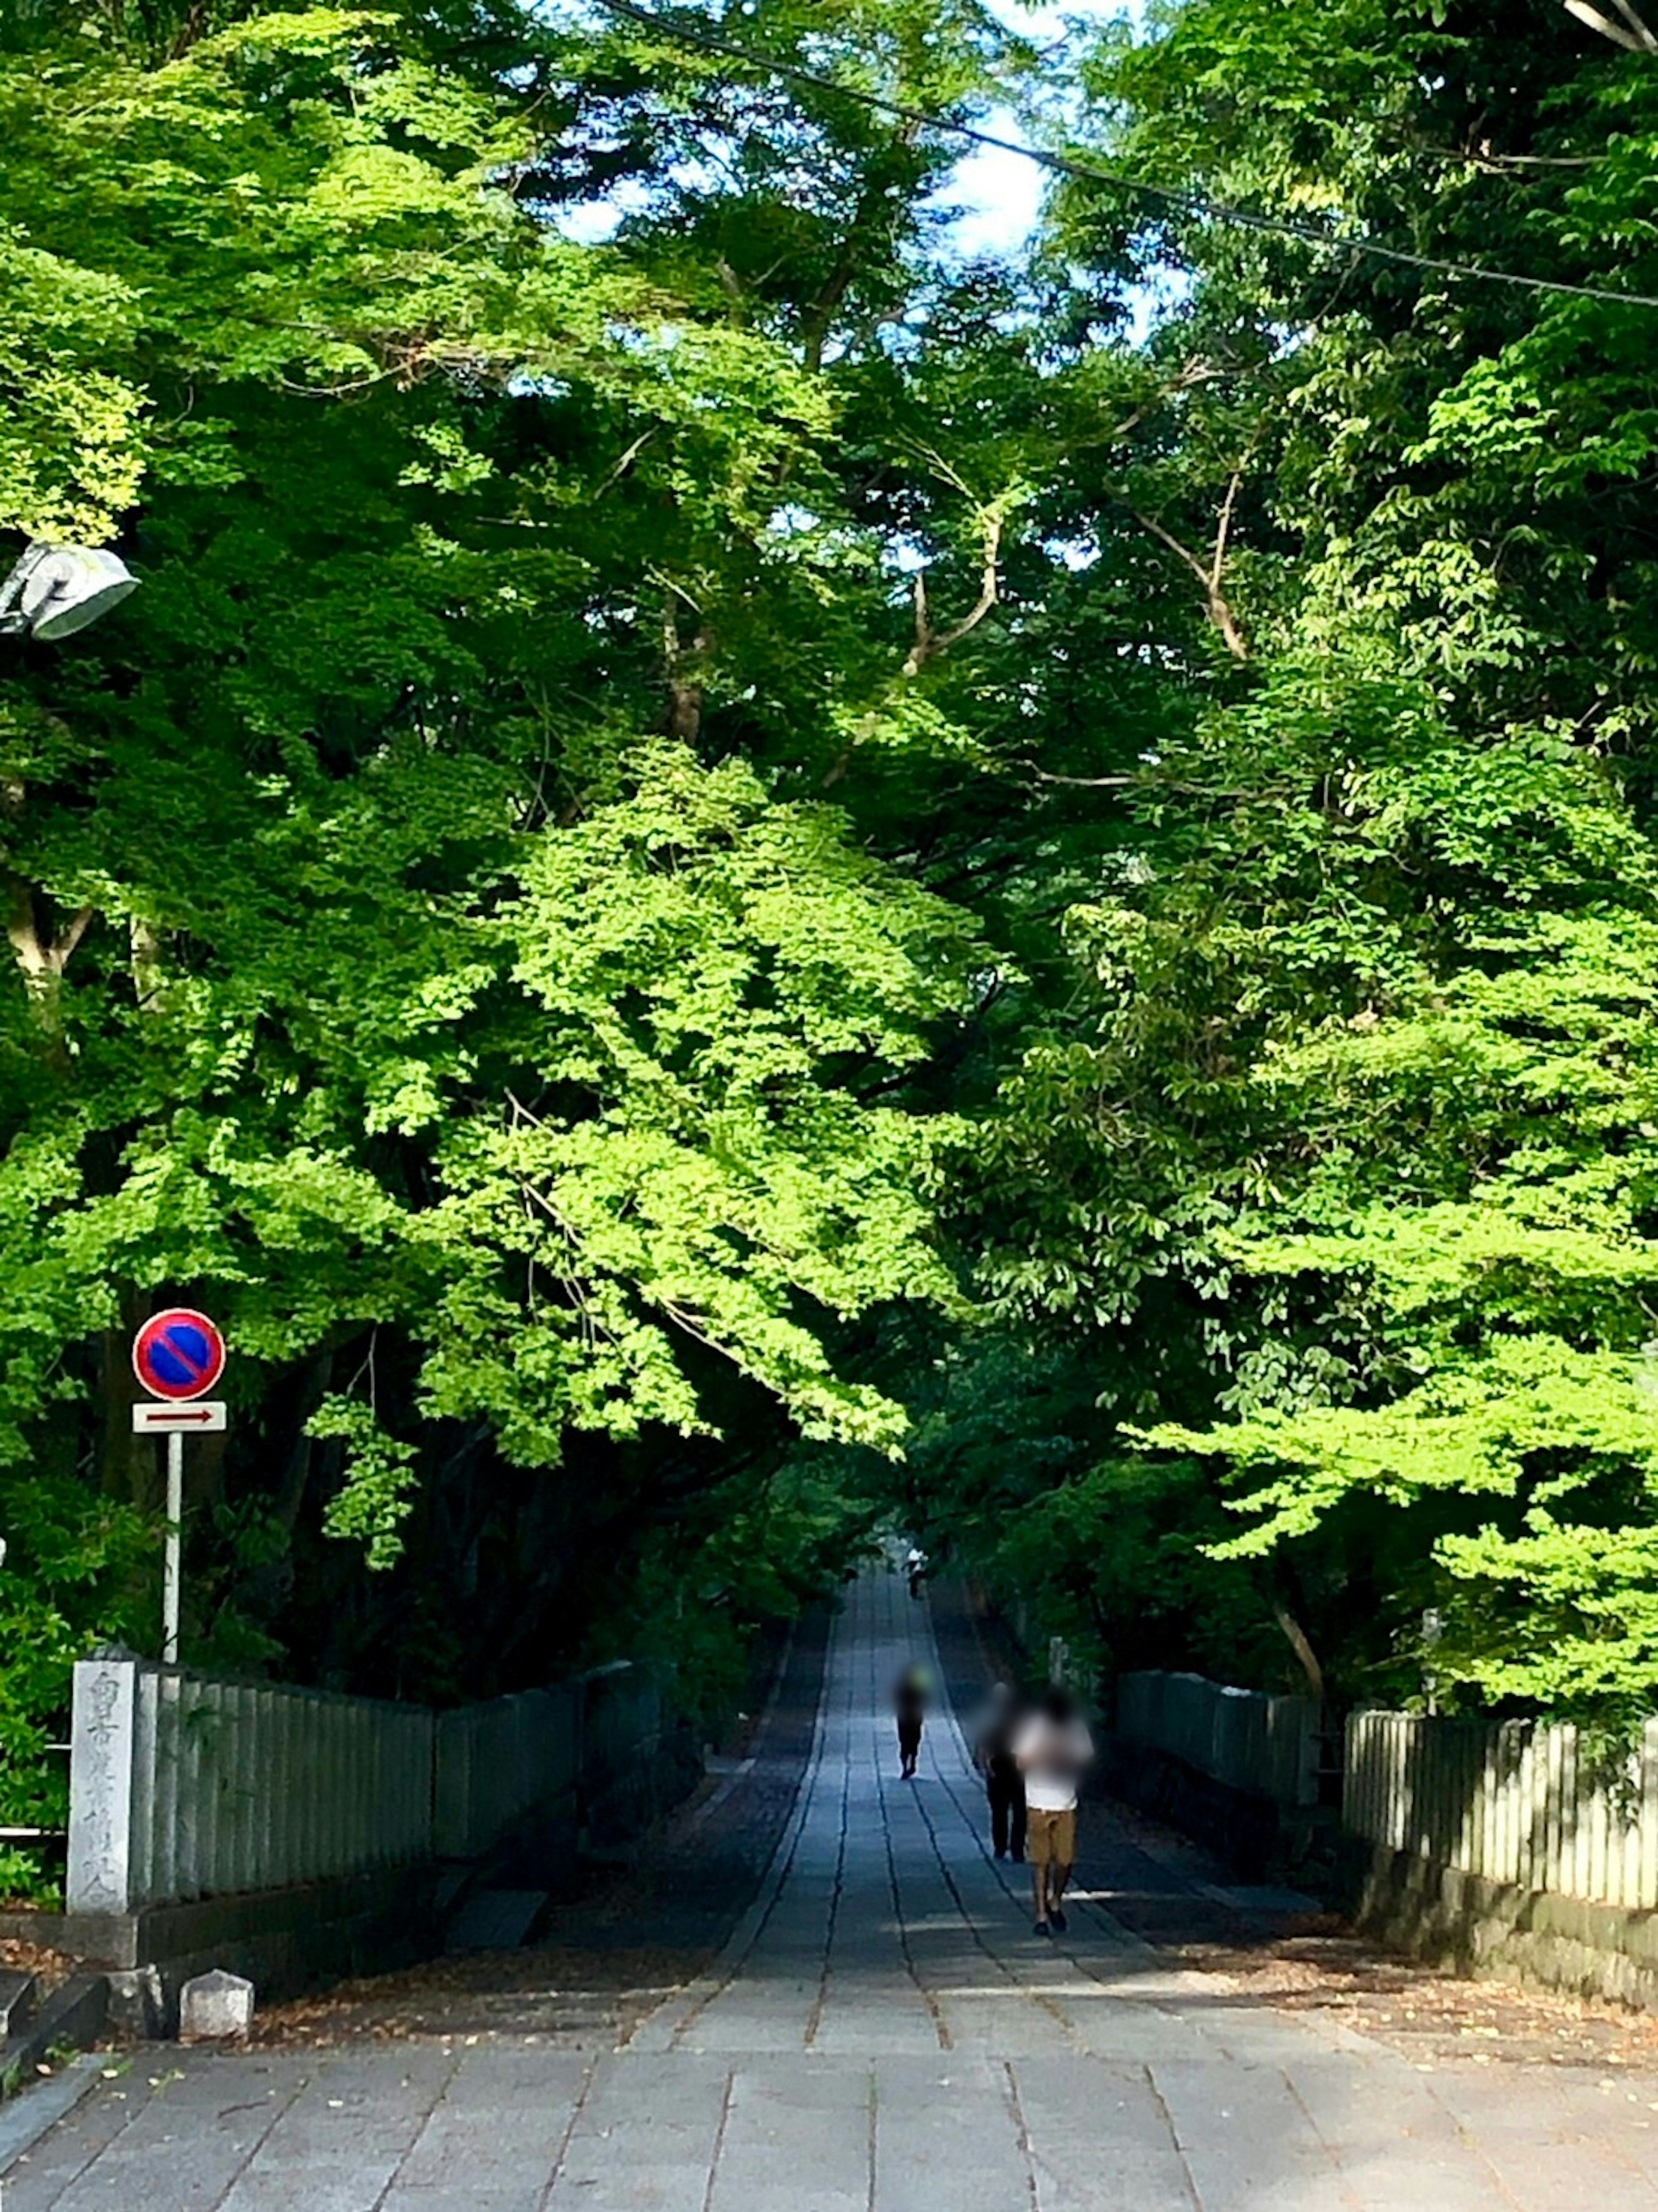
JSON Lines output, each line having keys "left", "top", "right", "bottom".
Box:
{"left": 0, "top": 542, "right": 139, "bottom": 642}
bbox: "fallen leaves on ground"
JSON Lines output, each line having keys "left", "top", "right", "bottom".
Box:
{"left": 0, "top": 1934, "right": 76, "bottom": 1993}
{"left": 250, "top": 1940, "right": 711, "bottom": 2050}
{"left": 1171, "top": 1920, "right": 1658, "bottom": 2069}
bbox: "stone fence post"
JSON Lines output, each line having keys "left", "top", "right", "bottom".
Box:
{"left": 66, "top": 1646, "right": 143, "bottom": 1916}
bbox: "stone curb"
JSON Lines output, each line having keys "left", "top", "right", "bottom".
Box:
{"left": 0, "top": 2051, "right": 108, "bottom": 2178}
{"left": 0, "top": 1974, "right": 110, "bottom": 2106}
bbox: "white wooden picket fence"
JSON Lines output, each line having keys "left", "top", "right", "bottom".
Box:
{"left": 1345, "top": 1709, "right": 1658, "bottom": 1911}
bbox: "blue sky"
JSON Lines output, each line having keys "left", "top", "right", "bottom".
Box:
{"left": 554, "top": 0, "right": 1137, "bottom": 257}
{"left": 948, "top": 0, "right": 1134, "bottom": 257}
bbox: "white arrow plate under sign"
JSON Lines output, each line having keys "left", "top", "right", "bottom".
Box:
{"left": 132, "top": 1400, "right": 226, "bottom": 1433}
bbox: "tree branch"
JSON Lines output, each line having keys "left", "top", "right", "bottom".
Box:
{"left": 1210, "top": 463, "right": 1245, "bottom": 596}
{"left": 1029, "top": 770, "right": 1141, "bottom": 788}
{"left": 1094, "top": 359, "right": 1232, "bottom": 452}
{"left": 595, "top": 428, "right": 658, "bottom": 495}
{"left": 1564, "top": 0, "right": 1658, "bottom": 53}
{"left": 935, "top": 507, "right": 1007, "bottom": 656}
{"left": 1129, "top": 500, "right": 1250, "bottom": 663}
{"left": 3, "top": 871, "right": 45, "bottom": 984}
{"left": 54, "top": 903, "right": 96, "bottom": 968}
{"left": 901, "top": 498, "right": 1016, "bottom": 677}
{"left": 800, "top": 131, "right": 918, "bottom": 372}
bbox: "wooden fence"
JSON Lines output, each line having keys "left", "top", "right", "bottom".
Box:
{"left": 1345, "top": 1710, "right": 1658, "bottom": 1911}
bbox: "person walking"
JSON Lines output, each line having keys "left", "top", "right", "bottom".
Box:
{"left": 1014, "top": 1684, "right": 1093, "bottom": 1935}
{"left": 893, "top": 1664, "right": 928, "bottom": 1780}
{"left": 973, "top": 1682, "right": 1027, "bottom": 1863}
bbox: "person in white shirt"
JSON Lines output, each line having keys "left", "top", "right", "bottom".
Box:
{"left": 1013, "top": 1685, "right": 1093, "bottom": 1935}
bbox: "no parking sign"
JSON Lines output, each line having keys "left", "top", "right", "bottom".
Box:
{"left": 132, "top": 1308, "right": 226, "bottom": 1401}
{"left": 131, "top": 1308, "right": 228, "bottom": 1663}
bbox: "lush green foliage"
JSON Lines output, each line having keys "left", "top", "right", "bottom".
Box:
{"left": 917, "top": 0, "right": 1658, "bottom": 1725}
{"left": 0, "top": 0, "right": 1007, "bottom": 1851}
{"left": 9, "top": 0, "right": 1658, "bottom": 1886}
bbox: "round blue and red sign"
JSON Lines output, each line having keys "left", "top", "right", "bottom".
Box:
{"left": 132, "top": 1308, "right": 226, "bottom": 1401}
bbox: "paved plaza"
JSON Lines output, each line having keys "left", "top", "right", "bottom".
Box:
{"left": 8, "top": 1573, "right": 1658, "bottom": 2208}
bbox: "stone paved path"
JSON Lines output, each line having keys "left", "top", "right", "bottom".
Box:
{"left": 10, "top": 1572, "right": 1658, "bottom": 2208}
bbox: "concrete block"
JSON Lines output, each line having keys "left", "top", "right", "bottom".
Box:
{"left": 179, "top": 1965, "right": 255, "bottom": 2041}
{"left": 107, "top": 1963, "right": 165, "bottom": 2038}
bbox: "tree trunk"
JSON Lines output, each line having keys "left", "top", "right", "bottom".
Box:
{"left": 99, "top": 1285, "right": 158, "bottom": 1506}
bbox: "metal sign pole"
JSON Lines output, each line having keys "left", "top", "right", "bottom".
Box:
{"left": 164, "top": 1429, "right": 184, "bottom": 1665}
{"left": 133, "top": 1404, "right": 226, "bottom": 1663}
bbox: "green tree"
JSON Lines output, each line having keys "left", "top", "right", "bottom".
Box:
{"left": 918, "top": 0, "right": 1658, "bottom": 1722}
{"left": 0, "top": 0, "right": 1027, "bottom": 1866}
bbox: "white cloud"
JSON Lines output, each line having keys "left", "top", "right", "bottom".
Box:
{"left": 945, "top": 111, "right": 1050, "bottom": 259}
{"left": 940, "top": 0, "right": 1140, "bottom": 260}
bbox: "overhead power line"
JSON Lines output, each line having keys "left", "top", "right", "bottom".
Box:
{"left": 582, "top": 0, "right": 1658, "bottom": 313}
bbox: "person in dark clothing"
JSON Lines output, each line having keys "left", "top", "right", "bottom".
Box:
{"left": 894, "top": 1664, "right": 928, "bottom": 1779}
{"left": 973, "top": 1682, "right": 1027, "bottom": 1862}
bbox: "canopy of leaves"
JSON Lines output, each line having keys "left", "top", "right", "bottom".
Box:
{"left": 11, "top": 0, "right": 1658, "bottom": 1889}
{"left": 0, "top": 0, "right": 1010, "bottom": 1839}
{"left": 910, "top": 0, "right": 1658, "bottom": 1728}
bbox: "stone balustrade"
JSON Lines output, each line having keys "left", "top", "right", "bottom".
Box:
{"left": 1114, "top": 1669, "right": 1321, "bottom": 1808}
{"left": 66, "top": 1647, "right": 663, "bottom": 1917}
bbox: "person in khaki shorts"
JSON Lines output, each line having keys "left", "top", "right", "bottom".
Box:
{"left": 1014, "top": 1685, "right": 1093, "bottom": 1936}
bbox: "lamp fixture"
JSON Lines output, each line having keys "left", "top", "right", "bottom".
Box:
{"left": 1564, "top": 0, "right": 1658, "bottom": 51}
{"left": 0, "top": 542, "right": 139, "bottom": 642}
